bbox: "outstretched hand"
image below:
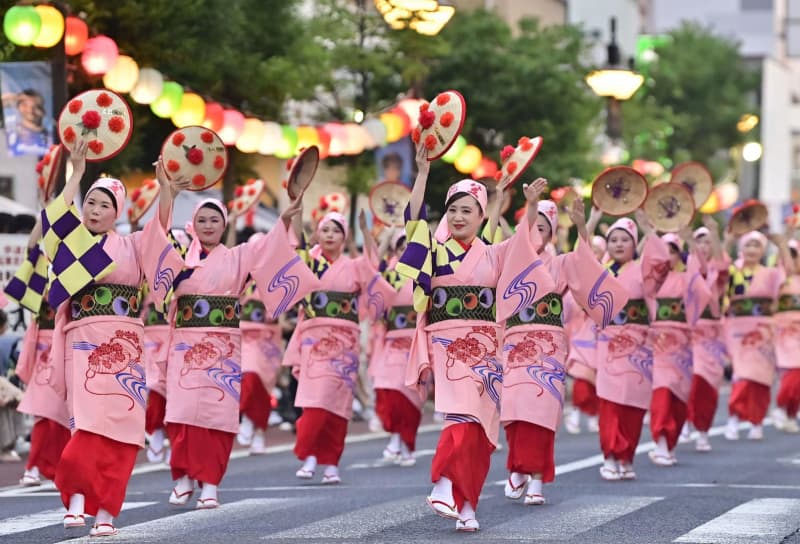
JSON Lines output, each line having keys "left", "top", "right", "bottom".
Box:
{"left": 414, "top": 142, "right": 430, "bottom": 180}
{"left": 69, "top": 139, "right": 88, "bottom": 173}
{"left": 280, "top": 190, "right": 304, "bottom": 227}
{"left": 522, "top": 178, "right": 548, "bottom": 206}
{"left": 567, "top": 197, "right": 587, "bottom": 229}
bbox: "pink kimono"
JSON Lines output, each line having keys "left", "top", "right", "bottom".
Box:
{"left": 771, "top": 272, "right": 800, "bottom": 418}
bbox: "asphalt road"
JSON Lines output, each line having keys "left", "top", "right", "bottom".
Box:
{"left": 1, "top": 394, "right": 799, "bottom": 544}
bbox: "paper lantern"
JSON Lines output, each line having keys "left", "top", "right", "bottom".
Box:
{"left": 236, "top": 118, "right": 266, "bottom": 153}
{"left": 171, "top": 92, "right": 206, "bottom": 128}
{"left": 698, "top": 190, "right": 720, "bottom": 214}
{"left": 390, "top": 107, "right": 412, "bottom": 138}
{"left": 295, "top": 125, "right": 320, "bottom": 152}
{"left": 258, "top": 121, "right": 283, "bottom": 155}
{"left": 218, "top": 109, "right": 245, "bottom": 146}
{"left": 716, "top": 181, "right": 739, "bottom": 210}
{"left": 102, "top": 55, "right": 139, "bottom": 94}
{"left": 81, "top": 35, "right": 119, "bottom": 75}
{"left": 380, "top": 112, "right": 405, "bottom": 144}
{"left": 150, "top": 81, "right": 183, "bottom": 118}
{"left": 64, "top": 16, "right": 88, "bottom": 55}
{"left": 471, "top": 158, "right": 498, "bottom": 180}
{"left": 324, "top": 123, "right": 347, "bottom": 157}
{"left": 3, "top": 6, "right": 41, "bottom": 46}
{"left": 32, "top": 5, "right": 64, "bottom": 48}
{"left": 454, "top": 145, "right": 482, "bottom": 174}
{"left": 362, "top": 117, "right": 387, "bottom": 148}
{"left": 274, "top": 125, "right": 298, "bottom": 159}
{"left": 441, "top": 135, "right": 467, "bottom": 164}
{"left": 396, "top": 98, "right": 426, "bottom": 129}
{"left": 201, "top": 102, "right": 224, "bottom": 132}
{"left": 316, "top": 127, "right": 332, "bottom": 159}
{"left": 129, "top": 67, "right": 163, "bottom": 104}
{"left": 343, "top": 124, "right": 367, "bottom": 155}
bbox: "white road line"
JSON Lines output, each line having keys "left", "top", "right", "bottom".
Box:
{"left": 346, "top": 448, "right": 437, "bottom": 469}
{"left": 262, "top": 495, "right": 431, "bottom": 539}
{"left": 0, "top": 501, "right": 155, "bottom": 538}
{"left": 673, "top": 498, "right": 800, "bottom": 544}
{"left": 482, "top": 495, "right": 664, "bottom": 540}
{"left": 56, "top": 498, "right": 303, "bottom": 543}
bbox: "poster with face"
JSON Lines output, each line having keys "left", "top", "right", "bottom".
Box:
{"left": 0, "top": 61, "right": 54, "bottom": 157}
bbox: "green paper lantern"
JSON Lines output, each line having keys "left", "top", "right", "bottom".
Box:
{"left": 274, "top": 125, "right": 298, "bottom": 159}
{"left": 441, "top": 135, "right": 466, "bottom": 164}
{"left": 150, "top": 82, "right": 184, "bottom": 119}
{"left": 3, "top": 6, "right": 42, "bottom": 46}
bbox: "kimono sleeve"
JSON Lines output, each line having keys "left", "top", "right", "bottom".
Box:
{"left": 684, "top": 253, "right": 712, "bottom": 326}
{"left": 640, "top": 235, "right": 671, "bottom": 298}
{"left": 4, "top": 245, "right": 49, "bottom": 313}
{"left": 132, "top": 212, "right": 185, "bottom": 310}
{"left": 396, "top": 205, "right": 436, "bottom": 313}
{"left": 562, "top": 239, "right": 630, "bottom": 329}
{"left": 245, "top": 222, "right": 322, "bottom": 320}
{"left": 355, "top": 255, "right": 397, "bottom": 321}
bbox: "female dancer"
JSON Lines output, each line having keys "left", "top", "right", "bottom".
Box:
{"left": 285, "top": 209, "right": 393, "bottom": 484}
{"left": 773, "top": 237, "right": 800, "bottom": 433}
{"left": 45, "top": 140, "right": 183, "bottom": 537}
{"left": 723, "top": 230, "right": 785, "bottom": 440}
{"left": 164, "top": 187, "right": 312, "bottom": 508}
{"left": 142, "top": 281, "right": 172, "bottom": 463}
{"left": 595, "top": 211, "right": 670, "bottom": 480}
{"left": 502, "top": 200, "right": 628, "bottom": 505}
{"left": 396, "top": 143, "right": 552, "bottom": 532}
{"left": 687, "top": 220, "right": 730, "bottom": 451}
{"left": 647, "top": 232, "right": 710, "bottom": 466}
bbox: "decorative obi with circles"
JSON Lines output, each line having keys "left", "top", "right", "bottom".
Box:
{"left": 304, "top": 291, "right": 359, "bottom": 324}
{"left": 611, "top": 298, "right": 649, "bottom": 326}
{"left": 387, "top": 305, "right": 417, "bottom": 331}
{"left": 427, "top": 285, "right": 496, "bottom": 324}
{"left": 506, "top": 293, "right": 563, "bottom": 329}
{"left": 777, "top": 294, "right": 800, "bottom": 313}
{"left": 70, "top": 283, "right": 141, "bottom": 322}
{"left": 727, "top": 297, "right": 773, "bottom": 318}
{"left": 176, "top": 295, "right": 240, "bottom": 328}
{"left": 654, "top": 297, "right": 686, "bottom": 323}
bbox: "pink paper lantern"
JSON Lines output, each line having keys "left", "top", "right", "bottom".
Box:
{"left": 218, "top": 109, "right": 245, "bottom": 146}
{"left": 81, "top": 35, "right": 119, "bottom": 75}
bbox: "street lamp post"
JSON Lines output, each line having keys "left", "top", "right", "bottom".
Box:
{"left": 584, "top": 17, "right": 644, "bottom": 141}
{"left": 374, "top": 0, "right": 455, "bottom": 36}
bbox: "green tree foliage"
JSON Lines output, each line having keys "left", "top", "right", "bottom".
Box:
{"left": 622, "top": 22, "right": 758, "bottom": 173}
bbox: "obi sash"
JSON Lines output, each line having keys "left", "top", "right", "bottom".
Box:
{"left": 727, "top": 296, "right": 774, "bottom": 317}
{"left": 506, "top": 293, "right": 563, "bottom": 329}
{"left": 176, "top": 294, "right": 240, "bottom": 328}
{"left": 654, "top": 297, "right": 686, "bottom": 323}
{"left": 37, "top": 301, "right": 56, "bottom": 330}
{"left": 70, "top": 283, "right": 142, "bottom": 322}
{"left": 304, "top": 290, "right": 359, "bottom": 324}
{"left": 777, "top": 294, "right": 800, "bottom": 313}
{"left": 611, "top": 298, "right": 649, "bottom": 326}
{"left": 142, "top": 301, "right": 168, "bottom": 326}
{"left": 427, "top": 285, "right": 496, "bottom": 325}
{"left": 241, "top": 299, "right": 267, "bottom": 323}
{"left": 386, "top": 305, "right": 417, "bottom": 331}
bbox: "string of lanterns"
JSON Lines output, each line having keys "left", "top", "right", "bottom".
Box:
{"left": 3, "top": 3, "right": 495, "bottom": 178}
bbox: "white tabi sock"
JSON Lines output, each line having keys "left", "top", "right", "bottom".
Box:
{"left": 301, "top": 455, "right": 317, "bottom": 473}
{"left": 199, "top": 483, "right": 218, "bottom": 500}
{"left": 95, "top": 508, "right": 113, "bottom": 525}
{"left": 67, "top": 493, "right": 85, "bottom": 516}
{"left": 430, "top": 476, "right": 454, "bottom": 502}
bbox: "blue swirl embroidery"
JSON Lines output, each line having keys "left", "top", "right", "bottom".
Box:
{"left": 366, "top": 275, "right": 387, "bottom": 319}
{"left": 701, "top": 338, "right": 729, "bottom": 368}
{"left": 629, "top": 346, "right": 653, "bottom": 383}
{"left": 525, "top": 355, "right": 566, "bottom": 406}
{"left": 115, "top": 362, "right": 147, "bottom": 409}
{"left": 672, "top": 345, "right": 693, "bottom": 380}
{"left": 154, "top": 244, "right": 176, "bottom": 296}
{"left": 72, "top": 341, "right": 97, "bottom": 351}
{"left": 588, "top": 269, "right": 614, "bottom": 328}
{"left": 207, "top": 359, "right": 241, "bottom": 401}
{"left": 330, "top": 351, "right": 359, "bottom": 392}
{"left": 266, "top": 255, "right": 301, "bottom": 319}
{"left": 444, "top": 413, "right": 481, "bottom": 424}
{"left": 471, "top": 357, "right": 503, "bottom": 408}
{"left": 686, "top": 272, "right": 702, "bottom": 323}
{"left": 501, "top": 260, "right": 543, "bottom": 317}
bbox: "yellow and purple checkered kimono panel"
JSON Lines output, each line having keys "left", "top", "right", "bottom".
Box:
{"left": 40, "top": 196, "right": 116, "bottom": 307}
{"left": 4, "top": 245, "right": 49, "bottom": 312}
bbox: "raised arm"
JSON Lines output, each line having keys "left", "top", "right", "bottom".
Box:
{"left": 60, "top": 139, "right": 88, "bottom": 206}
{"left": 408, "top": 143, "right": 430, "bottom": 220}
{"left": 566, "top": 197, "right": 590, "bottom": 243}
{"left": 524, "top": 177, "right": 548, "bottom": 231}
{"left": 635, "top": 208, "right": 655, "bottom": 254}
{"left": 359, "top": 209, "right": 379, "bottom": 266}
{"left": 484, "top": 184, "right": 508, "bottom": 243}
{"left": 155, "top": 157, "right": 189, "bottom": 231}
{"left": 586, "top": 205, "right": 603, "bottom": 237}
{"left": 702, "top": 215, "right": 724, "bottom": 260}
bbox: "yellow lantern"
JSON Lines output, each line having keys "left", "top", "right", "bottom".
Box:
{"left": 150, "top": 81, "right": 183, "bottom": 118}
{"left": 343, "top": 124, "right": 366, "bottom": 155}
{"left": 171, "top": 93, "right": 206, "bottom": 128}
{"left": 258, "top": 121, "right": 283, "bottom": 155}
{"left": 698, "top": 190, "right": 721, "bottom": 214}
{"left": 130, "top": 67, "right": 163, "bottom": 105}
{"left": 380, "top": 112, "right": 405, "bottom": 143}
{"left": 295, "top": 125, "right": 320, "bottom": 152}
{"left": 32, "top": 5, "right": 64, "bottom": 48}
{"left": 235, "top": 118, "right": 266, "bottom": 153}
{"left": 102, "top": 55, "right": 139, "bottom": 94}
{"left": 454, "top": 145, "right": 482, "bottom": 174}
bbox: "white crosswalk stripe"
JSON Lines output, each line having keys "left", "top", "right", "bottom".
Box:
{"left": 673, "top": 498, "right": 800, "bottom": 544}
{"left": 0, "top": 502, "right": 155, "bottom": 538}
{"left": 481, "top": 495, "right": 664, "bottom": 540}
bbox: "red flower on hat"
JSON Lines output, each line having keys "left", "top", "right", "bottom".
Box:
{"left": 136, "top": 197, "right": 147, "bottom": 208}
{"left": 167, "top": 160, "right": 181, "bottom": 172}
{"left": 68, "top": 99, "right": 82, "bottom": 114}
{"left": 518, "top": 136, "right": 533, "bottom": 151}
{"left": 237, "top": 201, "right": 245, "bottom": 211}
{"left": 201, "top": 131, "right": 215, "bottom": 144}
{"left": 419, "top": 110, "right": 436, "bottom": 130}
{"left": 213, "top": 155, "right": 225, "bottom": 169}
{"left": 35, "top": 161, "right": 44, "bottom": 174}
{"left": 108, "top": 116, "right": 125, "bottom": 133}
{"left": 424, "top": 134, "right": 437, "bottom": 150}
{"left": 192, "top": 174, "right": 206, "bottom": 187}
{"left": 419, "top": 102, "right": 429, "bottom": 113}
{"left": 234, "top": 186, "right": 244, "bottom": 197}
{"left": 145, "top": 179, "right": 157, "bottom": 189}
{"left": 494, "top": 171, "right": 503, "bottom": 181}
{"left": 131, "top": 188, "right": 141, "bottom": 201}
{"left": 793, "top": 204, "right": 800, "bottom": 213}
{"left": 87, "top": 140, "right": 104, "bottom": 155}
{"left": 172, "top": 132, "right": 186, "bottom": 146}
{"left": 286, "top": 157, "right": 295, "bottom": 170}
{"left": 440, "top": 111, "right": 454, "bottom": 128}
{"left": 247, "top": 187, "right": 256, "bottom": 196}
{"left": 186, "top": 147, "right": 204, "bottom": 165}
{"left": 506, "top": 161, "right": 518, "bottom": 175}
{"left": 411, "top": 127, "right": 421, "bottom": 144}
{"left": 501, "top": 145, "right": 515, "bottom": 162}
{"left": 96, "top": 92, "right": 113, "bottom": 108}
{"left": 128, "top": 208, "right": 134, "bottom": 218}
{"left": 436, "top": 93, "right": 451, "bottom": 106}
{"left": 38, "top": 175, "right": 45, "bottom": 187}
{"left": 63, "top": 126, "right": 76, "bottom": 143}
{"left": 282, "top": 179, "right": 288, "bottom": 189}
{"left": 82, "top": 110, "right": 101, "bottom": 130}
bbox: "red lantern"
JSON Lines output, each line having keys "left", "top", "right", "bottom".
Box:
{"left": 316, "top": 127, "right": 332, "bottom": 159}
{"left": 81, "top": 35, "right": 119, "bottom": 75}
{"left": 202, "top": 102, "right": 224, "bottom": 132}
{"left": 471, "top": 158, "right": 498, "bottom": 180}
{"left": 64, "top": 16, "right": 88, "bottom": 55}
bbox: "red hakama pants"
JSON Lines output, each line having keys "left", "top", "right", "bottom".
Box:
{"left": 776, "top": 369, "right": 800, "bottom": 418}
{"left": 374, "top": 388, "right": 422, "bottom": 452}
{"left": 430, "top": 422, "right": 495, "bottom": 510}
{"left": 293, "top": 407, "right": 348, "bottom": 465}
{"left": 504, "top": 421, "right": 555, "bottom": 483}
{"left": 239, "top": 372, "right": 271, "bottom": 431}
{"left": 167, "top": 424, "right": 235, "bottom": 485}
{"left": 26, "top": 418, "right": 71, "bottom": 481}
{"left": 598, "top": 399, "right": 646, "bottom": 463}
{"left": 687, "top": 375, "right": 718, "bottom": 432}
{"left": 649, "top": 387, "right": 688, "bottom": 451}
{"left": 54, "top": 431, "right": 138, "bottom": 517}
{"left": 145, "top": 391, "right": 167, "bottom": 435}
{"left": 728, "top": 380, "right": 771, "bottom": 424}
{"left": 572, "top": 378, "right": 599, "bottom": 416}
